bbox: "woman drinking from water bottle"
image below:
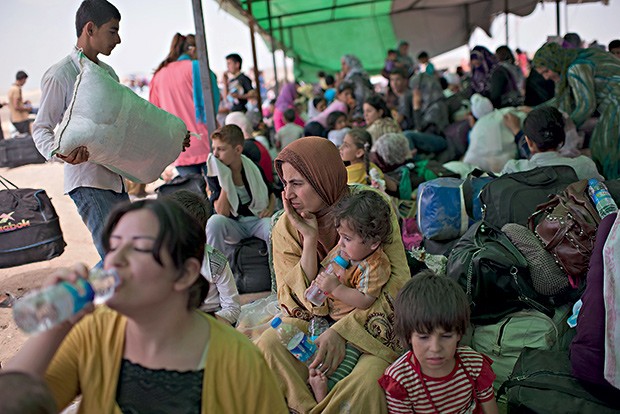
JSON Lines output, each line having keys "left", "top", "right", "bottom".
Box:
{"left": 5, "top": 198, "right": 286, "bottom": 413}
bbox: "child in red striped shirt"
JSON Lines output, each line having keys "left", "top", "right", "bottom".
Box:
{"left": 378, "top": 271, "right": 499, "bottom": 414}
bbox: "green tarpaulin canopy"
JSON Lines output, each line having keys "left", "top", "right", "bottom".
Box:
{"left": 215, "top": 0, "right": 605, "bottom": 80}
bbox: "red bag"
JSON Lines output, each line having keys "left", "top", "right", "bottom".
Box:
{"left": 528, "top": 179, "right": 600, "bottom": 288}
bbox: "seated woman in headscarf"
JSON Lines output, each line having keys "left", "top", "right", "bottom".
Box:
{"left": 274, "top": 82, "right": 305, "bottom": 132}
{"left": 256, "top": 137, "right": 410, "bottom": 414}
{"left": 469, "top": 45, "right": 497, "bottom": 97}
{"left": 488, "top": 46, "right": 525, "bottom": 109}
{"left": 341, "top": 54, "right": 373, "bottom": 120}
{"left": 363, "top": 94, "right": 401, "bottom": 144}
{"left": 531, "top": 41, "right": 620, "bottom": 179}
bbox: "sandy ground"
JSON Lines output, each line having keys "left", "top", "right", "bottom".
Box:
{"left": 0, "top": 161, "right": 102, "bottom": 367}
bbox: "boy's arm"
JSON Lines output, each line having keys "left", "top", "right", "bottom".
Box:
{"left": 207, "top": 175, "right": 232, "bottom": 216}
{"left": 33, "top": 76, "right": 67, "bottom": 160}
{"left": 480, "top": 397, "right": 499, "bottom": 414}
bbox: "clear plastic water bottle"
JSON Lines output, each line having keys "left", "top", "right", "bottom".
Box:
{"left": 13, "top": 268, "right": 120, "bottom": 334}
{"left": 588, "top": 179, "right": 618, "bottom": 219}
{"left": 308, "top": 316, "right": 330, "bottom": 343}
{"left": 305, "top": 255, "right": 350, "bottom": 307}
{"left": 270, "top": 316, "right": 316, "bottom": 364}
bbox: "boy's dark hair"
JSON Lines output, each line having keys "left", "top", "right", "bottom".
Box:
{"left": 417, "top": 51, "right": 429, "bottom": 60}
{"left": 609, "top": 39, "right": 620, "bottom": 50}
{"left": 387, "top": 49, "right": 398, "bottom": 55}
{"left": 15, "top": 71, "right": 28, "bottom": 81}
{"left": 327, "top": 111, "right": 347, "bottom": 131}
{"left": 523, "top": 106, "right": 565, "bottom": 151}
{"left": 337, "top": 81, "right": 354, "bottom": 94}
{"left": 75, "top": 0, "right": 121, "bottom": 37}
{"left": 317, "top": 71, "right": 326, "bottom": 78}
{"left": 394, "top": 270, "right": 470, "bottom": 349}
{"left": 495, "top": 45, "right": 515, "bottom": 64}
{"left": 333, "top": 190, "right": 392, "bottom": 246}
{"left": 226, "top": 53, "right": 243, "bottom": 68}
{"left": 102, "top": 199, "right": 208, "bottom": 309}
{"left": 283, "top": 108, "right": 296, "bottom": 123}
{"left": 325, "top": 75, "right": 335, "bottom": 86}
{"left": 211, "top": 124, "right": 245, "bottom": 147}
{"left": 166, "top": 190, "right": 212, "bottom": 229}
{"left": 312, "top": 96, "right": 327, "bottom": 108}
{"left": 389, "top": 67, "right": 408, "bottom": 79}
{"left": 0, "top": 372, "right": 57, "bottom": 414}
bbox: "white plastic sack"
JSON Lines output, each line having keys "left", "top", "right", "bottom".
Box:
{"left": 463, "top": 108, "right": 526, "bottom": 173}
{"left": 53, "top": 54, "right": 187, "bottom": 183}
{"left": 603, "top": 213, "right": 620, "bottom": 389}
{"left": 236, "top": 293, "right": 280, "bottom": 342}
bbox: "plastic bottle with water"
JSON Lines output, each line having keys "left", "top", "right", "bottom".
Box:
{"left": 270, "top": 316, "right": 316, "bottom": 364}
{"left": 305, "top": 254, "right": 350, "bottom": 307}
{"left": 309, "top": 316, "right": 330, "bottom": 343}
{"left": 588, "top": 179, "right": 618, "bottom": 219}
{"left": 13, "top": 268, "right": 120, "bottom": 334}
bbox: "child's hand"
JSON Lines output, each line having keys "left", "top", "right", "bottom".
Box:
{"left": 315, "top": 270, "right": 340, "bottom": 294}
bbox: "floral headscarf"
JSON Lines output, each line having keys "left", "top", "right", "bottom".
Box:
{"left": 532, "top": 42, "right": 579, "bottom": 98}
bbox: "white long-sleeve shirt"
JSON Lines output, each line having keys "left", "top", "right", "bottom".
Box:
{"left": 32, "top": 47, "right": 125, "bottom": 194}
{"left": 201, "top": 244, "right": 241, "bottom": 324}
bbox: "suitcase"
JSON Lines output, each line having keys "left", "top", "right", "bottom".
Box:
{"left": 0, "top": 135, "right": 46, "bottom": 168}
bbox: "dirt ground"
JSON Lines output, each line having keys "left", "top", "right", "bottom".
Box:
{"left": 0, "top": 161, "right": 102, "bottom": 367}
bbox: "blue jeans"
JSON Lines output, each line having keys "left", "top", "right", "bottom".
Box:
{"left": 403, "top": 130, "right": 447, "bottom": 154}
{"left": 206, "top": 214, "right": 271, "bottom": 266}
{"left": 69, "top": 187, "right": 129, "bottom": 263}
{"left": 176, "top": 163, "right": 207, "bottom": 177}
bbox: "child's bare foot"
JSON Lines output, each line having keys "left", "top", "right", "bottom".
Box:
{"left": 309, "top": 368, "right": 328, "bottom": 402}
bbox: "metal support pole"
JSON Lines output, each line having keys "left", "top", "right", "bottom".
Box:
{"left": 246, "top": 0, "right": 263, "bottom": 114}
{"left": 191, "top": 0, "right": 217, "bottom": 145}
{"left": 556, "top": 0, "right": 561, "bottom": 36}
{"left": 504, "top": 0, "right": 509, "bottom": 46}
{"left": 266, "top": 0, "right": 279, "bottom": 95}
{"left": 280, "top": 17, "right": 288, "bottom": 82}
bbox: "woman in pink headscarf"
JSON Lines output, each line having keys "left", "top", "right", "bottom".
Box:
{"left": 274, "top": 82, "right": 305, "bottom": 132}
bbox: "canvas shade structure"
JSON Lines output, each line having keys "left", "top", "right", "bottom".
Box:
{"left": 214, "top": 0, "right": 605, "bottom": 80}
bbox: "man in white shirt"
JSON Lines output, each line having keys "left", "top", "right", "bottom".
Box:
{"left": 33, "top": 0, "right": 127, "bottom": 262}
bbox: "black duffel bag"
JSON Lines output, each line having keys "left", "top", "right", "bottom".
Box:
{"left": 232, "top": 237, "right": 271, "bottom": 294}
{"left": 480, "top": 165, "right": 578, "bottom": 228}
{"left": 446, "top": 221, "right": 552, "bottom": 324}
{"left": 499, "top": 349, "right": 620, "bottom": 414}
{"left": 0, "top": 134, "right": 46, "bottom": 168}
{"left": 0, "top": 176, "right": 66, "bottom": 268}
{"left": 155, "top": 173, "right": 207, "bottom": 198}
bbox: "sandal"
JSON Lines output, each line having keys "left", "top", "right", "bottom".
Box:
{"left": 0, "top": 292, "right": 15, "bottom": 308}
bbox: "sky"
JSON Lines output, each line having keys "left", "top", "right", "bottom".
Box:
{"left": 1, "top": 0, "right": 618, "bottom": 98}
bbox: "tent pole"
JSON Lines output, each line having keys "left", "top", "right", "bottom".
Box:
{"left": 191, "top": 0, "right": 217, "bottom": 146}
{"left": 556, "top": 0, "right": 561, "bottom": 36}
{"left": 266, "top": 0, "right": 279, "bottom": 95}
{"left": 504, "top": 0, "right": 509, "bottom": 46}
{"left": 246, "top": 0, "right": 263, "bottom": 113}
{"left": 280, "top": 17, "right": 288, "bottom": 82}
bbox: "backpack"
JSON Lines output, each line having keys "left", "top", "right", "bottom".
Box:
{"left": 467, "top": 305, "right": 572, "bottom": 392}
{"left": 498, "top": 349, "right": 620, "bottom": 414}
{"left": 529, "top": 179, "right": 600, "bottom": 289}
{"left": 232, "top": 237, "right": 271, "bottom": 294}
{"left": 480, "top": 166, "right": 578, "bottom": 228}
{"left": 446, "top": 221, "right": 552, "bottom": 324}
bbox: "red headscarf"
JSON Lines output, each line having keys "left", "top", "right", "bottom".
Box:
{"left": 275, "top": 137, "right": 348, "bottom": 259}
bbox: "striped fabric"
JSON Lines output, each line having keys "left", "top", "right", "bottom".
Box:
{"left": 379, "top": 346, "right": 495, "bottom": 414}
{"left": 328, "top": 344, "right": 362, "bottom": 390}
